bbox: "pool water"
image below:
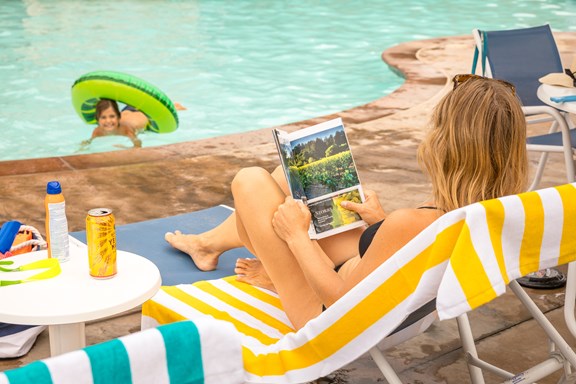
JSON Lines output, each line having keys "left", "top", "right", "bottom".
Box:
{"left": 1, "top": 0, "right": 576, "bottom": 161}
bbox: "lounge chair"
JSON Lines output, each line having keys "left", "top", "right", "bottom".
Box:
{"left": 472, "top": 24, "right": 576, "bottom": 191}
{"left": 142, "top": 183, "right": 576, "bottom": 383}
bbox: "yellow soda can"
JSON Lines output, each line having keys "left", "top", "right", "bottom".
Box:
{"left": 86, "top": 208, "right": 117, "bottom": 279}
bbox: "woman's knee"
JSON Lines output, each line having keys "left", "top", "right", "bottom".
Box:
{"left": 231, "top": 167, "right": 271, "bottom": 196}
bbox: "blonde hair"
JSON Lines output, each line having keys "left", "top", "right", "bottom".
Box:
{"left": 417, "top": 77, "right": 528, "bottom": 212}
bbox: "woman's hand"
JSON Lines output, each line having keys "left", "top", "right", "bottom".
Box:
{"left": 340, "top": 189, "right": 386, "bottom": 225}
{"left": 272, "top": 197, "right": 311, "bottom": 244}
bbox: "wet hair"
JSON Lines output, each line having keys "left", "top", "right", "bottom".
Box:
{"left": 95, "top": 99, "right": 121, "bottom": 120}
{"left": 417, "top": 77, "right": 528, "bottom": 212}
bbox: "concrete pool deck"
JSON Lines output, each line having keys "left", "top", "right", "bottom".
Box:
{"left": 1, "top": 32, "right": 576, "bottom": 382}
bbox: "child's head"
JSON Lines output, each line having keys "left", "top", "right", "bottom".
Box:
{"left": 95, "top": 99, "right": 121, "bottom": 132}
{"left": 418, "top": 74, "right": 528, "bottom": 211}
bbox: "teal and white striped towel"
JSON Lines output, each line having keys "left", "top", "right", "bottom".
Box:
{"left": 0, "top": 319, "right": 243, "bottom": 384}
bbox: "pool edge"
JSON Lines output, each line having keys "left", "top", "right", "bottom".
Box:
{"left": 0, "top": 35, "right": 456, "bottom": 176}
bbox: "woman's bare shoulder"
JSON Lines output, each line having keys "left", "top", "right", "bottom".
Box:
{"left": 381, "top": 207, "right": 443, "bottom": 238}
{"left": 387, "top": 207, "right": 443, "bottom": 222}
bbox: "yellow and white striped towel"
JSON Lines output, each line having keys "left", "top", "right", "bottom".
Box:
{"left": 142, "top": 183, "right": 576, "bottom": 384}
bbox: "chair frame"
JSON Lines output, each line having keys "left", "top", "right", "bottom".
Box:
{"left": 368, "top": 311, "right": 437, "bottom": 383}
{"left": 458, "top": 280, "right": 576, "bottom": 383}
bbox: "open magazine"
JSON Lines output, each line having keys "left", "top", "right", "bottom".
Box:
{"left": 273, "top": 117, "right": 366, "bottom": 239}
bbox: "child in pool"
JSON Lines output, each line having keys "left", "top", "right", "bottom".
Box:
{"left": 81, "top": 99, "right": 186, "bottom": 148}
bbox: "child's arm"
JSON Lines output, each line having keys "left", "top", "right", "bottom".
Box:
{"left": 80, "top": 127, "right": 103, "bottom": 146}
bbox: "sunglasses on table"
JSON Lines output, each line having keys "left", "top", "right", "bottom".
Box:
{"left": 452, "top": 74, "right": 516, "bottom": 95}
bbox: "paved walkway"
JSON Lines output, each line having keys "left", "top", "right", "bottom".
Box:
{"left": 1, "top": 33, "right": 575, "bottom": 383}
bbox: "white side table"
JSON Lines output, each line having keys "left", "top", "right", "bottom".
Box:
{"left": 0, "top": 238, "right": 161, "bottom": 356}
{"left": 537, "top": 84, "right": 576, "bottom": 114}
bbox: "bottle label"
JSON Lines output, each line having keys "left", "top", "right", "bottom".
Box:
{"left": 47, "top": 201, "right": 69, "bottom": 261}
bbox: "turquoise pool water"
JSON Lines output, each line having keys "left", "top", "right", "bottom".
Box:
{"left": 1, "top": 0, "right": 576, "bottom": 161}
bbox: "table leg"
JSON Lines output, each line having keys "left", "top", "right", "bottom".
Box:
{"left": 49, "top": 323, "right": 86, "bottom": 356}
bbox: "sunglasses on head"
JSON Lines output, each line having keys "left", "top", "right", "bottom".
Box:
{"left": 452, "top": 74, "right": 516, "bottom": 95}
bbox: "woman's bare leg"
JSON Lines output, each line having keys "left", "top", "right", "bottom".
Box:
{"left": 231, "top": 167, "right": 323, "bottom": 329}
{"left": 164, "top": 166, "right": 288, "bottom": 270}
{"left": 165, "top": 213, "right": 242, "bottom": 271}
{"left": 317, "top": 228, "right": 363, "bottom": 266}
{"left": 165, "top": 165, "right": 362, "bottom": 272}
{"left": 233, "top": 166, "right": 363, "bottom": 295}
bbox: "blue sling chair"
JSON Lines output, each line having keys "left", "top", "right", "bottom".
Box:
{"left": 467, "top": 25, "right": 576, "bottom": 382}
{"left": 472, "top": 24, "right": 576, "bottom": 191}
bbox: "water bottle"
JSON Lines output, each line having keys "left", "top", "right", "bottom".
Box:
{"left": 45, "top": 181, "right": 70, "bottom": 262}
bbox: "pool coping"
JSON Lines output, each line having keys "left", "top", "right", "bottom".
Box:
{"left": 0, "top": 35, "right": 455, "bottom": 176}
{"left": 2, "top": 31, "right": 574, "bottom": 178}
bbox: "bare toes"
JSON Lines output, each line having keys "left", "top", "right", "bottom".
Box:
{"left": 233, "top": 258, "right": 275, "bottom": 292}
{"left": 236, "top": 274, "right": 249, "bottom": 284}
{"left": 235, "top": 258, "right": 253, "bottom": 268}
{"left": 163, "top": 230, "right": 221, "bottom": 272}
{"left": 164, "top": 230, "right": 182, "bottom": 242}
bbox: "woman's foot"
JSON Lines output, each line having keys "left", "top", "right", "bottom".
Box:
{"left": 164, "top": 230, "right": 220, "bottom": 271}
{"left": 235, "top": 258, "right": 276, "bottom": 293}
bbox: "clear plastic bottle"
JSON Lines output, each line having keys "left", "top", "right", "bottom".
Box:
{"left": 45, "top": 181, "right": 70, "bottom": 262}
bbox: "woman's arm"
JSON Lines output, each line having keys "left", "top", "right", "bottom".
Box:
{"left": 273, "top": 198, "right": 439, "bottom": 308}
{"left": 272, "top": 197, "right": 345, "bottom": 305}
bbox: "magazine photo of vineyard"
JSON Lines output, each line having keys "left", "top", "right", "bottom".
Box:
{"left": 288, "top": 126, "right": 360, "bottom": 200}
{"left": 308, "top": 189, "right": 364, "bottom": 235}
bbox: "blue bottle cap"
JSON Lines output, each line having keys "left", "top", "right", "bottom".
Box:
{"left": 46, "top": 181, "right": 62, "bottom": 194}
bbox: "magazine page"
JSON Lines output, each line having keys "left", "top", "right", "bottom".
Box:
{"left": 307, "top": 186, "right": 366, "bottom": 239}
{"left": 279, "top": 117, "right": 366, "bottom": 239}
{"left": 273, "top": 129, "right": 306, "bottom": 199}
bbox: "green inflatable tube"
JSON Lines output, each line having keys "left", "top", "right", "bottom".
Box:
{"left": 71, "top": 71, "right": 179, "bottom": 133}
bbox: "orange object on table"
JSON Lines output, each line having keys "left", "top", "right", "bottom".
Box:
{"left": 11, "top": 230, "right": 34, "bottom": 255}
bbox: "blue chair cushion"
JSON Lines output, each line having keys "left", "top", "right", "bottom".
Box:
{"left": 526, "top": 128, "right": 576, "bottom": 148}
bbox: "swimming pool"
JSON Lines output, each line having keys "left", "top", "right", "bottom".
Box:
{"left": 1, "top": 0, "right": 576, "bottom": 161}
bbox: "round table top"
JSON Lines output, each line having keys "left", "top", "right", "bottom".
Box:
{"left": 0, "top": 241, "right": 161, "bottom": 325}
{"left": 537, "top": 84, "right": 576, "bottom": 114}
